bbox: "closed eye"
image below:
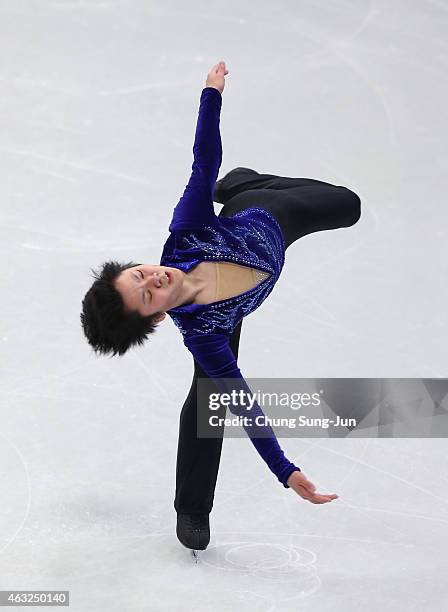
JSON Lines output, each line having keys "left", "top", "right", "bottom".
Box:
{"left": 136, "top": 270, "right": 151, "bottom": 303}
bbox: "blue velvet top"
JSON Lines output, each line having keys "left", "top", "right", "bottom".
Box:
{"left": 159, "top": 87, "right": 301, "bottom": 488}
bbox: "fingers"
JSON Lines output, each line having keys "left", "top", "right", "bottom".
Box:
{"left": 290, "top": 472, "right": 338, "bottom": 504}
{"left": 306, "top": 493, "right": 339, "bottom": 505}
{"left": 214, "top": 60, "right": 227, "bottom": 73}
{"left": 296, "top": 485, "right": 338, "bottom": 504}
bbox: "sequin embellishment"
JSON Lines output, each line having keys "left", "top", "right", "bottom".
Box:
{"left": 160, "top": 207, "right": 286, "bottom": 337}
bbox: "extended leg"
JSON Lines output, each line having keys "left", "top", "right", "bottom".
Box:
{"left": 174, "top": 319, "right": 243, "bottom": 514}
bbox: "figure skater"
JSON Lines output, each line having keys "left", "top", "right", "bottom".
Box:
{"left": 80, "top": 60, "right": 361, "bottom": 557}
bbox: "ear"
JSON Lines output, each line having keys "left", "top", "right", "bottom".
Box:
{"left": 153, "top": 312, "right": 166, "bottom": 324}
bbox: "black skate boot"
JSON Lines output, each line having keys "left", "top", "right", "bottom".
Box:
{"left": 176, "top": 513, "right": 210, "bottom": 560}
{"left": 213, "top": 167, "right": 258, "bottom": 203}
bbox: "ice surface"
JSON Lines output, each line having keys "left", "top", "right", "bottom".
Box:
{"left": 0, "top": 0, "right": 447, "bottom": 610}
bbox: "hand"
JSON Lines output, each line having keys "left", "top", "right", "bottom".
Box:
{"left": 287, "top": 470, "right": 339, "bottom": 505}
{"left": 206, "top": 60, "right": 229, "bottom": 94}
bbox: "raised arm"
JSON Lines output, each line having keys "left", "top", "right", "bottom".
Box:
{"left": 183, "top": 332, "right": 301, "bottom": 488}
{"left": 168, "top": 86, "right": 223, "bottom": 232}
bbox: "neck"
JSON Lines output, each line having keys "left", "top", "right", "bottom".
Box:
{"left": 173, "top": 267, "right": 205, "bottom": 307}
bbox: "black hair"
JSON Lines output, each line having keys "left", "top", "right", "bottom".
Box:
{"left": 80, "top": 260, "right": 164, "bottom": 358}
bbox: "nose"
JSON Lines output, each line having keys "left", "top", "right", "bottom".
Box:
{"left": 149, "top": 273, "right": 160, "bottom": 288}
{"left": 146, "top": 272, "right": 164, "bottom": 289}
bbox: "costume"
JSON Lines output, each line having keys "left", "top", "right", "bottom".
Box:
{"left": 160, "top": 87, "right": 361, "bottom": 514}
{"left": 160, "top": 87, "right": 300, "bottom": 489}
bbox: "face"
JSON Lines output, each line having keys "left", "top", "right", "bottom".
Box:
{"left": 114, "top": 264, "right": 183, "bottom": 319}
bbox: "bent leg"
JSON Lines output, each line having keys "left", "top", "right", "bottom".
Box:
{"left": 218, "top": 169, "right": 361, "bottom": 250}
{"left": 214, "top": 167, "right": 337, "bottom": 203}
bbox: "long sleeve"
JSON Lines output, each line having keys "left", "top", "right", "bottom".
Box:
{"left": 184, "top": 333, "right": 301, "bottom": 488}
{"left": 169, "top": 87, "right": 223, "bottom": 232}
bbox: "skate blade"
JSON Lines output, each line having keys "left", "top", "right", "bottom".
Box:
{"left": 191, "top": 549, "right": 199, "bottom": 563}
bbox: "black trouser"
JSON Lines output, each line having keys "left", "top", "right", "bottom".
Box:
{"left": 174, "top": 169, "right": 361, "bottom": 514}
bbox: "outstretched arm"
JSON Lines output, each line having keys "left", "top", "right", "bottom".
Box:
{"left": 184, "top": 332, "right": 301, "bottom": 488}
{"left": 185, "top": 332, "right": 339, "bottom": 504}
{"left": 168, "top": 81, "right": 224, "bottom": 232}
